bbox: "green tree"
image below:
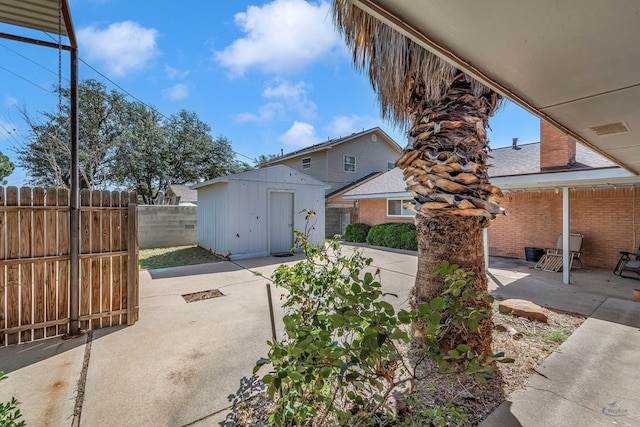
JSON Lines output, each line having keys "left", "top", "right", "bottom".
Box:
{"left": 0, "top": 151, "right": 15, "bottom": 185}
{"left": 111, "top": 108, "right": 250, "bottom": 203}
{"left": 17, "top": 79, "right": 127, "bottom": 189}
{"left": 332, "top": 2, "right": 504, "bottom": 354}
{"left": 254, "top": 153, "right": 279, "bottom": 165}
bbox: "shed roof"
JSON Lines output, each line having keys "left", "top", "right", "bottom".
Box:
{"left": 192, "top": 165, "right": 327, "bottom": 189}
{"left": 0, "top": 0, "right": 76, "bottom": 48}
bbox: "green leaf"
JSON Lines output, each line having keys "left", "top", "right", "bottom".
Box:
{"left": 430, "top": 297, "right": 445, "bottom": 312}
{"left": 262, "top": 374, "right": 273, "bottom": 384}
{"left": 498, "top": 358, "right": 516, "bottom": 364}
{"left": 397, "top": 310, "right": 412, "bottom": 324}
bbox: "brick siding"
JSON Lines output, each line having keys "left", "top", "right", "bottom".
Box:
{"left": 540, "top": 121, "right": 576, "bottom": 170}
{"left": 356, "top": 198, "right": 415, "bottom": 225}
{"left": 489, "top": 187, "right": 640, "bottom": 269}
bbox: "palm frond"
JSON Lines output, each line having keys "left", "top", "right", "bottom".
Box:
{"left": 332, "top": 0, "right": 491, "bottom": 128}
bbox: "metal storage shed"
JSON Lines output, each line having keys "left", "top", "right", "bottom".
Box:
{"left": 193, "top": 165, "right": 326, "bottom": 260}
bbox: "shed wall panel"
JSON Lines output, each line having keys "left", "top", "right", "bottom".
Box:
{"left": 197, "top": 184, "right": 229, "bottom": 255}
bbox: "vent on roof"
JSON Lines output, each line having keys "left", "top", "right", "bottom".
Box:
{"left": 589, "top": 122, "right": 630, "bottom": 136}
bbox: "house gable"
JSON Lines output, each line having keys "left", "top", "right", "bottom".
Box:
{"left": 259, "top": 128, "right": 402, "bottom": 194}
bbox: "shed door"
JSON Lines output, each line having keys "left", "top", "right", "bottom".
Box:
{"left": 270, "top": 192, "right": 294, "bottom": 254}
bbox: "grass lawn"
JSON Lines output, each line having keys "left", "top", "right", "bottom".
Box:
{"left": 139, "top": 245, "right": 224, "bottom": 270}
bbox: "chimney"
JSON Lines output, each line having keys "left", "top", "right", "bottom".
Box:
{"left": 512, "top": 137, "right": 520, "bottom": 150}
{"left": 540, "top": 121, "right": 576, "bottom": 171}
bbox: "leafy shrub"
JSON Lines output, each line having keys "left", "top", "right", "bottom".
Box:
{"left": 415, "top": 261, "right": 514, "bottom": 381}
{"left": 255, "top": 211, "right": 416, "bottom": 426}
{"left": 366, "top": 223, "right": 417, "bottom": 251}
{"left": 343, "top": 222, "right": 370, "bottom": 242}
{"left": 0, "top": 372, "right": 24, "bottom": 427}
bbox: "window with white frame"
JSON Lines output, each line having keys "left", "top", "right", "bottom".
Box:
{"left": 344, "top": 155, "right": 356, "bottom": 172}
{"left": 302, "top": 157, "right": 311, "bottom": 170}
{"left": 387, "top": 198, "right": 414, "bottom": 216}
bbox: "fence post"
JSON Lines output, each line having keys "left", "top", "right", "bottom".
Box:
{"left": 127, "top": 197, "right": 138, "bottom": 325}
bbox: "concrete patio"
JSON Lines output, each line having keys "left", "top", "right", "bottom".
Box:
{"left": 0, "top": 246, "right": 638, "bottom": 426}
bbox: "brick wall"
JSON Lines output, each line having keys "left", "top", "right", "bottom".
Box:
{"left": 540, "top": 121, "right": 576, "bottom": 170}
{"left": 489, "top": 187, "right": 640, "bottom": 269}
{"left": 356, "top": 199, "right": 415, "bottom": 225}
{"left": 138, "top": 205, "right": 198, "bottom": 249}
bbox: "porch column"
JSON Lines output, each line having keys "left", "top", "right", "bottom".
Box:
{"left": 483, "top": 227, "right": 489, "bottom": 271}
{"left": 562, "top": 187, "right": 570, "bottom": 284}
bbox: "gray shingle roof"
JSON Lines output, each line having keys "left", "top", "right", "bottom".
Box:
{"left": 345, "top": 142, "right": 617, "bottom": 197}
{"left": 489, "top": 142, "right": 616, "bottom": 177}
{"left": 168, "top": 184, "right": 198, "bottom": 203}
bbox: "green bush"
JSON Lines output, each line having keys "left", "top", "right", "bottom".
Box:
{"left": 255, "top": 210, "right": 416, "bottom": 426}
{"left": 366, "top": 223, "right": 417, "bottom": 251}
{"left": 343, "top": 222, "right": 370, "bottom": 242}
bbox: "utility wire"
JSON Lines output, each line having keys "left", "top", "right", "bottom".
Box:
{"left": 6, "top": 31, "right": 258, "bottom": 162}
{"left": 0, "top": 41, "right": 70, "bottom": 82}
{"left": 0, "top": 64, "right": 56, "bottom": 95}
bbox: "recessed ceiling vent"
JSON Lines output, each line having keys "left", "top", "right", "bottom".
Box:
{"left": 589, "top": 121, "right": 630, "bottom": 136}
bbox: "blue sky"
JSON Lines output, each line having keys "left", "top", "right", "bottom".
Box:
{"left": 0, "top": 0, "right": 540, "bottom": 186}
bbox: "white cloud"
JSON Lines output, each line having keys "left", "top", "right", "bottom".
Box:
{"left": 164, "top": 64, "right": 189, "bottom": 80}
{"left": 235, "top": 103, "right": 286, "bottom": 123}
{"left": 163, "top": 84, "right": 189, "bottom": 101}
{"left": 4, "top": 97, "right": 18, "bottom": 106}
{"left": 78, "top": 21, "right": 160, "bottom": 76}
{"left": 324, "top": 115, "right": 380, "bottom": 136}
{"left": 263, "top": 81, "right": 316, "bottom": 119}
{"left": 278, "top": 121, "right": 320, "bottom": 148}
{"left": 215, "top": 0, "right": 340, "bottom": 76}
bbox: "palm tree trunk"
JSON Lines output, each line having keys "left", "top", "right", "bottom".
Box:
{"left": 414, "top": 215, "right": 492, "bottom": 354}
{"left": 399, "top": 72, "right": 500, "bottom": 355}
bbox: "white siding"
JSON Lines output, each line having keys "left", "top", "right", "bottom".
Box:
{"left": 197, "top": 165, "right": 325, "bottom": 260}
{"left": 197, "top": 183, "right": 229, "bottom": 255}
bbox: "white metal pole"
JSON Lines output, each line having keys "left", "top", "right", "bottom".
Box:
{"left": 483, "top": 227, "right": 489, "bottom": 271}
{"left": 562, "top": 187, "right": 570, "bottom": 284}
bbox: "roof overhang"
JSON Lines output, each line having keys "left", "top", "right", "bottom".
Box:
{"left": 0, "top": 0, "right": 76, "bottom": 49}
{"left": 351, "top": 1, "right": 640, "bottom": 175}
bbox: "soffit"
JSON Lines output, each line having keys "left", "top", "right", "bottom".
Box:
{"left": 354, "top": 0, "right": 640, "bottom": 174}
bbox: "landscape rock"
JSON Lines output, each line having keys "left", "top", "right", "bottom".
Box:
{"left": 498, "top": 299, "right": 548, "bottom": 323}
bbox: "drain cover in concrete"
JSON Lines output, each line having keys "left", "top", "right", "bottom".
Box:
{"left": 182, "top": 289, "right": 224, "bottom": 303}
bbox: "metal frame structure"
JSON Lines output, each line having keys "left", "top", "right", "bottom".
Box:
{"left": 0, "top": 0, "right": 80, "bottom": 335}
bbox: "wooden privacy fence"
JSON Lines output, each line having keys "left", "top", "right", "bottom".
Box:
{"left": 0, "top": 187, "right": 138, "bottom": 346}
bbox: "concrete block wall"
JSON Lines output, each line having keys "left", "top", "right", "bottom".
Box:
{"left": 489, "top": 187, "right": 639, "bottom": 270}
{"left": 138, "top": 205, "right": 198, "bottom": 249}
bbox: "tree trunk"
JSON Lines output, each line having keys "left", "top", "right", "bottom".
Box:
{"left": 413, "top": 214, "right": 492, "bottom": 354}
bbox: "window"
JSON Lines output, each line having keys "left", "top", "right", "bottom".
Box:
{"left": 387, "top": 199, "right": 414, "bottom": 217}
{"left": 388, "top": 162, "right": 395, "bottom": 171}
{"left": 302, "top": 157, "right": 311, "bottom": 170}
{"left": 344, "top": 155, "right": 356, "bottom": 173}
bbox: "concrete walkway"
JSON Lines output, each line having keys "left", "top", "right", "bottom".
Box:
{"left": 0, "top": 247, "right": 638, "bottom": 426}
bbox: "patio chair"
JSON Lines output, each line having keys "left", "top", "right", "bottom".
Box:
{"left": 534, "top": 233, "right": 583, "bottom": 272}
{"left": 613, "top": 246, "right": 640, "bottom": 280}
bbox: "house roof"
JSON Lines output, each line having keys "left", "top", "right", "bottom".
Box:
{"left": 258, "top": 127, "right": 402, "bottom": 167}
{"left": 168, "top": 184, "right": 197, "bottom": 203}
{"left": 325, "top": 171, "right": 382, "bottom": 199}
{"left": 489, "top": 142, "right": 616, "bottom": 177}
{"left": 192, "top": 165, "right": 327, "bottom": 189}
{"left": 344, "top": 142, "right": 636, "bottom": 198}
